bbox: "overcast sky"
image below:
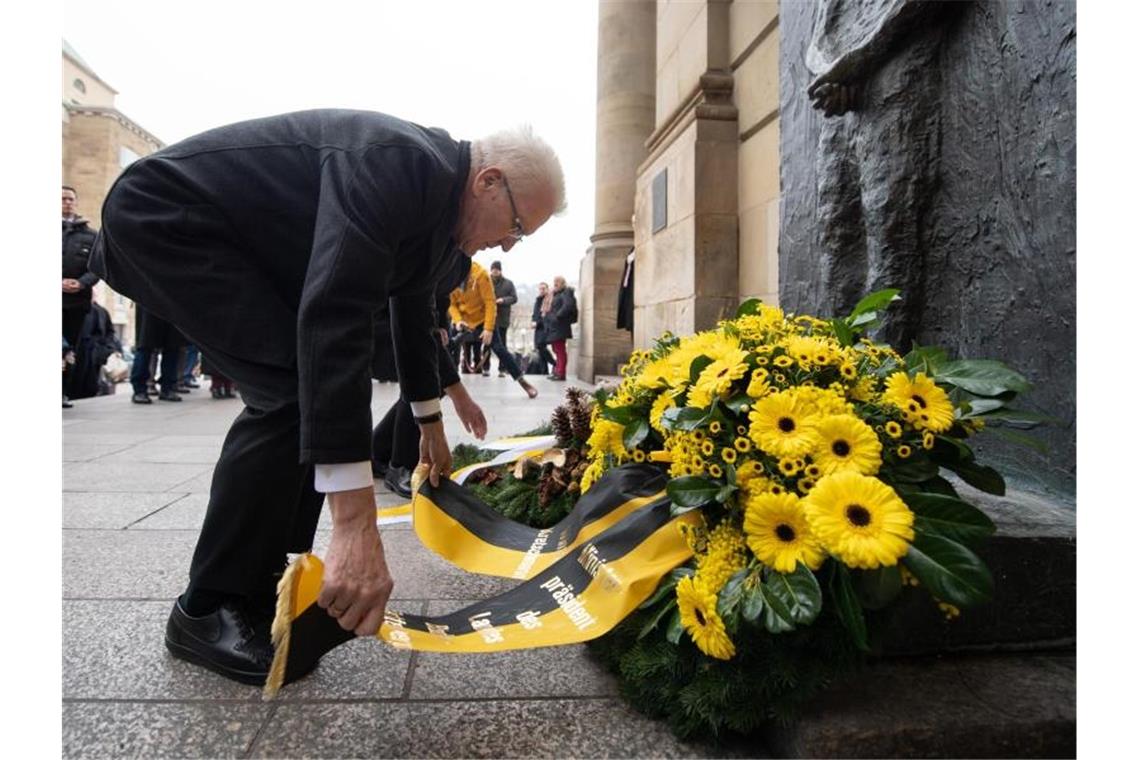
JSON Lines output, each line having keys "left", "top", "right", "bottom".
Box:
{"left": 61, "top": 0, "right": 599, "bottom": 287}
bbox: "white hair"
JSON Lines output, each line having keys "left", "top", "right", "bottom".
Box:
{"left": 472, "top": 124, "right": 567, "bottom": 214}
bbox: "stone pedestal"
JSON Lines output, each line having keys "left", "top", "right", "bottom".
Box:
{"left": 578, "top": 241, "right": 632, "bottom": 380}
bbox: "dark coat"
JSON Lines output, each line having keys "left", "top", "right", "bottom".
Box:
{"left": 491, "top": 274, "right": 517, "bottom": 330}
{"left": 91, "top": 109, "right": 470, "bottom": 464}
{"left": 62, "top": 217, "right": 100, "bottom": 310}
{"left": 544, "top": 287, "right": 576, "bottom": 342}
{"left": 67, "top": 303, "right": 122, "bottom": 400}
{"left": 135, "top": 304, "right": 186, "bottom": 351}
{"left": 531, "top": 294, "right": 549, "bottom": 345}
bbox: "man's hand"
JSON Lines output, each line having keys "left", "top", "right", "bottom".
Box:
{"left": 418, "top": 419, "right": 452, "bottom": 487}
{"left": 437, "top": 328, "right": 449, "bottom": 347}
{"left": 445, "top": 382, "right": 487, "bottom": 439}
{"left": 319, "top": 486, "right": 393, "bottom": 636}
{"left": 62, "top": 278, "right": 82, "bottom": 293}
{"left": 481, "top": 329, "right": 494, "bottom": 347}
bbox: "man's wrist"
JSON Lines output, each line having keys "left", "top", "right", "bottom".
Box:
{"left": 410, "top": 399, "right": 441, "bottom": 418}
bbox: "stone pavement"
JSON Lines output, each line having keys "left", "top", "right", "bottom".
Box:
{"left": 62, "top": 373, "right": 743, "bottom": 759}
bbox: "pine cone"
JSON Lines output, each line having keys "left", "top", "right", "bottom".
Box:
{"left": 551, "top": 406, "right": 573, "bottom": 447}
{"left": 569, "top": 399, "right": 592, "bottom": 446}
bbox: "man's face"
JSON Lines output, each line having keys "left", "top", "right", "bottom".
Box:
{"left": 538, "top": 283, "right": 548, "bottom": 295}
{"left": 455, "top": 167, "right": 555, "bottom": 256}
{"left": 490, "top": 268, "right": 502, "bottom": 281}
{"left": 62, "top": 189, "right": 77, "bottom": 218}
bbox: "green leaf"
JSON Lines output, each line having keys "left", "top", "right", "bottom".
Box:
{"left": 600, "top": 404, "right": 638, "bottom": 425}
{"left": 848, "top": 311, "right": 881, "bottom": 329}
{"left": 904, "top": 533, "right": 994, "bottom": 606}
{"left": 664, "top": 608, "right": 684, "bottom": 645}
{"left": 725, "top": 462, "right": 737, "bottom": 487}
{"left": 932, "top": 435, "right": 975, "bottom": 462}
{"left": 989, "top": 427, "right": 1049, "bottom": 454}
{"left": 638, "top": 599, "right": 677, "bottom": 640}
{"left": 907, "top": 492, "right": 996, "bottom": 546}
{"left": 855, "top": 565, "right": 903, "bottom": 610}
{"left": 830, "top": 318, "right": 856, "bottom": 346}
{"left": 660, "top": 406, "right": 709, "bottom": 432}
{"left": 741, "top": 583, "right": 764, "bottom": 622}
{"left": 935, "top": 360, "right": 1031, "bottom": 396}
{"left": 888, "top": 453, "right": 940, "bottom": 483}
{"left": 689, "top": 355, "right": 715, "bottom": 385}
{"left": 666, "top": 476, "right": 720, "bottom": 508}
{"left": 764, "top": 564, "right": 822, "bottom": 625}
{"left": 758, "top": 582, "right": 796, "bottom": 634}
{"left": 637, "top": 567, "right": 691, "bottom": 610}
{"left": 831, "top": 564, "right": 870, "bottom": 652}
{"left": 717, "top": 569, "right": 748, "bottom": 619}
{"left": 976, "top": 408, "right": 1058, "bottom": 427}
{"left": 904, "top": 344, "right": 949, "bottom": 375}
{"left": 941, "top": 458, "right": 1006, "bottom": 495}
{"left": 736, "top": 298, "right": 764, "bottom": 318}
{"left": 724, "top": 394, "right": 751, "bottom": 414}
{"left": 847, "top": 289, "right": 901, "bottom": 321}
{"left": 623, "top": 419, "right": 649, "bottom": 451}
{"left": 958, "top": 397, "right": 1007, "bottom": 417}
{"left": 715, "top": 485, "right": 737, "bottom": 504}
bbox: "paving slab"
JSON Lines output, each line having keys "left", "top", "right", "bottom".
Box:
{"left": 250, "top": 698, "right": 724, "bottom": 759}
{"left": 64, "top": 491, "right": 190, "bottom": 530}
{"left": 64, "top": 530, "right": 197, "bottom": 598}
{"left": 64, "top": 441, "right": 140, "bottom": 462}
{"left": 407, "top": 599, "right": 619, "bottom": 699}
{"left": 63, "top": 601, "right": 261, "bottom": 700}
{"left": 98, "top": 444, "right": 224, "bottom": 465}
{"left": 61, "top": 702, "right": 271, "bottom": 759}
{"left": 64, "top": 460, "right": 212, "bottom": 493}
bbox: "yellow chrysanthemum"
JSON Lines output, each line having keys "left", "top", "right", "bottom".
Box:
{"left": 586, "top": 418, "right": 628, "bottom": 460}
{"left": 848, "top": 376, "right": 876, "bottom": 402}
{"left": 676, "top": 576, "right": 735, "bottom": 660}
{"left": 922, "top": 431, "right": 935, "bottom": 450}
{"left": 649, "top": 392, "right": 677, "bottom": 432}
{"left": 882, "top": 372, "right": 955, "bottom": 432}
{"left": 802, "top": 471, "right": 915, "bottom": 569}
{"left": 580, "top": 460, "right": 605, "bottom": 493}
{"left": 709, "top": 421, "right": 722, "bottom": 434}
{"left": 746, "top": 368, "right": 771, "bottom": 399}
{"left": 884, "top": 421, "right": 903, "bottom": 438}
{"left": 773, "top": 355, "right": 795, "bottom": 368}
{"left": 721, "top": 447, "right": 737, "bottom": 464}
{"left": 695, "top": 521, "right": 748, "bottom": 591}
{"left": 743, "top": 492, "right": 826, "bottom": 573}
{"left": 734, "top": 436, "right": 752, "bottom": 453}
{"left": 897, "top": 444, "right": 912, "bottom": 459}
{"left": 795, "top": 385, "right": 852, "bottom": 417}
{"left": 748, "top": 391, "right": 819, "bottom": 458}
{"left": 700, "top": 440, "right": 715, "bottom": 457}
{"left": 708, "top": 463, "right": 723, "bottom": 478}
{"left": 810, "top": 414, "right": 883, "bottom": 476}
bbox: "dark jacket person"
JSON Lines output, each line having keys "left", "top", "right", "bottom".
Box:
{"left": 89, "top": 109, "right": 564, "bottom": 686}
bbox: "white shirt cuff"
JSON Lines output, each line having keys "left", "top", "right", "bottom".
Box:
{"left": 410, "top": 399, "right": 441, "bottom": 418}
{"left": 314, "top": 461, "right": 374, "bottom": 493}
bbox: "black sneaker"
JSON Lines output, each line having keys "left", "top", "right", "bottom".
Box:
{"left": 158, "top": 389, "right": 183, "bottom": 402}
{"left": 164, "top": 599, "right": 274, "bottom": 685}
{"left": 131, "top": 392, "right": 153, "bottom": 404}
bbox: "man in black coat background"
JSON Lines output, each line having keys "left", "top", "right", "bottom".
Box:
{"left": 62, "top": 185, "right": 100, "bottom": 407}
{"left": 90, "top": 110, "right": 565, "bottom": 685}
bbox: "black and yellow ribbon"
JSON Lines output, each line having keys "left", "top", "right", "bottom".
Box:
{"left": 264, "top": 463, "right": 698, "bottom": 698}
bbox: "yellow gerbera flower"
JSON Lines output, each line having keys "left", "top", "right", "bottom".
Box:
{"left": 676, "top": 576, "right": 735, "bottom": 660}
{"left": 748, "top": 391, "right": 819, "bottom": 458}
{"left": 802, "top": 471, "right": 915, "bottom": 569}
{"left": 882, "top": 372, "right": 955, "bottom": 432}
{"left": 649, "top": 392, "right": 677, "bottom": 432}
{"left": 774, "top": 355, "right": 795, "bottom": 368}
{"left": 810, "top": 414, "right": 883, "bottom": 475}
{"left": 839, "top": 362, "right": 858, "bottom": 380}
{"left": 743, "top": 492, "right": 826, "bottom": 573}
{"left": 694, "top": 349, "right": 750, "bottom": 398}
{"left": 798, "top": 477, "right": 816, "bottom": 494}
{"left": 746, "top": 368, "right": 771, "bottom": 399}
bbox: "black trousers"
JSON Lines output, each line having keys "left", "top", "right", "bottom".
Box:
{"left": 62, "top": 305, "right": 89, "bottom": 395}
{"left": 371, "top": 399, "right": 419, "bottom": 472}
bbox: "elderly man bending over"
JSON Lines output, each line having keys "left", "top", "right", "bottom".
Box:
{"left": 91, "top": 110, "right": 565, "bottom": 685}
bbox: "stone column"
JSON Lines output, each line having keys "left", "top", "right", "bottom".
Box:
{"left": 578, "top": 0, "right": 656, "bottom": 382}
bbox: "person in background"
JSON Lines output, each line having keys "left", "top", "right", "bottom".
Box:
{"left": 485, "top": 261, "right": 538, "bottom": 398}
{"left": 202, "top": 352, "right": 236, "bottom": 399}
{"left": 448, "top": 259, "right": 497, "bottom": 375}
{"left": 62, "top": 185, "right": 100, "bottom": 407}
{"left": 129, "top": 305, "right": 186, "bottom": 404}
{"left": 181, "top": 344, "right": 201, "bottom": 391}
{"left": 544, "top": 275, "right": 577, "bottom": 381}
{"left": 530, "top": 281, "right": 556, "bottom": 375}
{"left": 488, "top": 261, "right": 516, "bottom": 377}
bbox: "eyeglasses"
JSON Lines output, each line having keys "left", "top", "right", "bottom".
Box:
{"left": 502, "top": 176, "right": 526, "bottom": 241}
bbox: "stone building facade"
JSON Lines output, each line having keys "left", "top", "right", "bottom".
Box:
{"left": 579, "top": 0, "right": 779, "bottom": 381}
{"left": 62, "top": 41, "right": 164, "bottom": 344}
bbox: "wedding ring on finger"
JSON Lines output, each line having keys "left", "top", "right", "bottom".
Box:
{"left": 329, "top": 605, "right": 345, "bottom": 616}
